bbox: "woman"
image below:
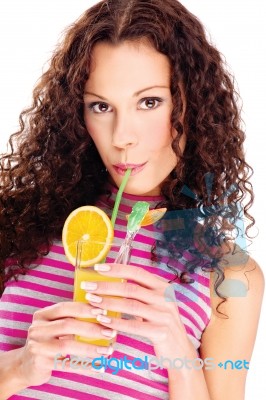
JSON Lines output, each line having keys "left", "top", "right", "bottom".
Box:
{"left": 0, "top": 0, "right": 264, "bottom": 399}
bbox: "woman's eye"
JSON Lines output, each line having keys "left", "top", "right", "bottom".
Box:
{"left": 88, "top": 102, "right": 112, "bottom": 113}
{"left": 87, "top": 97, "right": 163, "bottom": 113}
{"left": 139, "top": 97, "right": 163, "bottom": 110}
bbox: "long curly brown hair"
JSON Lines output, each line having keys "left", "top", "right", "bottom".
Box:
{"left": 0, "top": 0, "right": 254, "bottom": 310}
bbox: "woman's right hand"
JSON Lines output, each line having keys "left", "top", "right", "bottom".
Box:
{"left": 17, "top": 302, "right": 116, "bottom": 388}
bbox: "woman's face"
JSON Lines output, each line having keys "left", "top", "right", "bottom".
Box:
{"left": 83, "top": 40, "right": 185, "bottom": 196}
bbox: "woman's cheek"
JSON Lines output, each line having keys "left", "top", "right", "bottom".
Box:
{"left": 147, "top": 120, "right": 173, "bottom": 150}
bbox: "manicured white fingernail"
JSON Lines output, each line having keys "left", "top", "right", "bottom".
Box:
{"left": 96, "top": 314, "right": 112, "bottom": 323}
{"left": 101, "top": 329, "right": 117, "bottom": 338}
{"left": 94, "top": 264, "right": 111, "bottom": 271}
{"left": 85, "top": 293, "right": 102, "bottom": 303}
{"left": 81, "top": 281, "right": 97, "bottom": 290}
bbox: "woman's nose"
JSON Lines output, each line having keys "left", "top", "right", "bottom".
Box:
{"left": 112, "top": 114, "right": 138, "bottom": 149}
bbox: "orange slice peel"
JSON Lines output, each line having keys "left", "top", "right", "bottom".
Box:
{"left": 62, "top": 206, "right": 114, "bottom": 267}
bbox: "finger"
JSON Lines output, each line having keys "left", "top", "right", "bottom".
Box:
{"left": 54, "top": 358, "right": 106, "bottom": 376}
{"left": 81, "top": 280, "right": 163, "bottom": 307}
{"left": 53, "top": 338, "right": 114, "bottom": 360}
{"left": 26, "top": 336, "right": 114, "bottom": 365}
{"left": 94, "top": 316, "right": 169, "bottom": 343}
{"left": 32, "top": 301, "right": 106, "bottom": 322}
{"left": 89, "top": 296, "right": 179, "bottom": 326}
{"left": 94, "top": 263, "right": 168, "bottom": 289}
{"left": 58, "top": 335, "right": 75, "bottom": 340}
{"left": 28, "top": 317, "right": 117, "bottom": 342}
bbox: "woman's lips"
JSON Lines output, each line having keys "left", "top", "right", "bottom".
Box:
{"left": 113, "top": 163, "right": 147, "bottom": 176}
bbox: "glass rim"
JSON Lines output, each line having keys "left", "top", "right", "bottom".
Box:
{"left": 74, "top": 238, "right": 132, "bottom": 268}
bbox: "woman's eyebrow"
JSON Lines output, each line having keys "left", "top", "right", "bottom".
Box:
{"left": 84, "top": 85, "right": 169, "bottom": 100}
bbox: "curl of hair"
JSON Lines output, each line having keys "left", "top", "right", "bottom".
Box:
{"left": 0, "top": 0, "right": 254, "bottom": 317}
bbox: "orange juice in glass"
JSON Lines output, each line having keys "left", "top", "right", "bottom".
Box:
{"left": 73, "top": 240, "right": 125, "bottom": 346}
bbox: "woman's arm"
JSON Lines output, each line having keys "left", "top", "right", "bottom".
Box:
{"left": 0, "top": 348, "right": 29, "bottom": 399}
{"left": 200, "top": 256, "right": 264, "bottom": 400}
{"left": 167, "top": 341, "right": 211, "bottom": 400}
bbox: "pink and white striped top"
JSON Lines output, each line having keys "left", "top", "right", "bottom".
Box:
{"left": 0, "top": 186, "right": 211, "bottom": 399}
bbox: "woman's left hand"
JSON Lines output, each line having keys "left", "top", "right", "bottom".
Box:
{"left": 81, "top": 263, "right": 194, "bottom": 362}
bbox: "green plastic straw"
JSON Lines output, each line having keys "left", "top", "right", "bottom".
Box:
{"left": 101, "top": 169, "right": 132, "bottom": 264}
{"left": 111, "top": 168, "right": 132, "bottom": 228}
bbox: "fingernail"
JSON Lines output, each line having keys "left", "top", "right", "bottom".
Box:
{"left": 90, "top": 308, "right": 108, "bottom": 316}
{"left": 81, "top": 281, "right": 98, "bottom": 290}
{"left": 85, "top": 293, "right": 102, "bottom": 303}
{"left": 101, "top": 329, "right": 117, "bottom": 338}
{"left": 96, "top": 314, "right": 112, "bottom": 323}
{"left": 96, "top": 346, "right": 113, "bottom": 355}
{"left": 94, "top": 264, "right": 111, "bottom": 271}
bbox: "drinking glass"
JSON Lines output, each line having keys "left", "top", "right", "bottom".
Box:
{"left": 73, "top": 237, "right": 133, "bottom": 346}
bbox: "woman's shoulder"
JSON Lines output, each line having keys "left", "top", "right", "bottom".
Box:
{"left": 200, "top": 252, "right": 264, "bottom": 398}
{"left": 209, "top": 247, "right": 264, "bottom": 317}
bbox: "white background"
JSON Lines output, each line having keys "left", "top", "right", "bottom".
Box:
{"left": 0, "top": 1, "right": 265, "bottom": 398}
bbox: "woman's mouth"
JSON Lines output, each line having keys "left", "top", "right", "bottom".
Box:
{"left": 113, "top": 163, "right": 147, "bottom": 176}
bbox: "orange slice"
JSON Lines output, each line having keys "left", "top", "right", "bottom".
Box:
{"left": 62, "top": 206, "right": 114, "bottom": 267}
